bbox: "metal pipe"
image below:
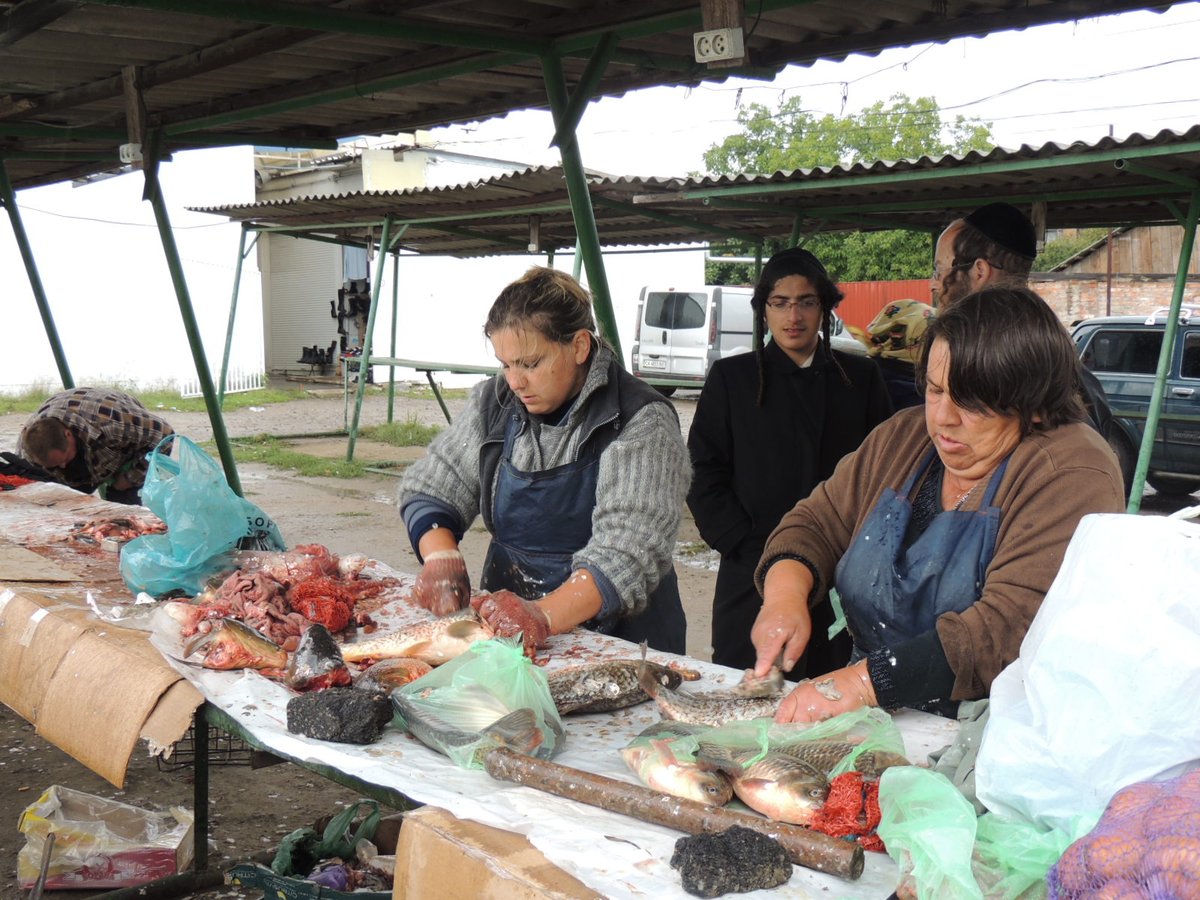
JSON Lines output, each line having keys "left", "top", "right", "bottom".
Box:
{"left": 218, "top": 226, "right": 253, "bottom": 405}
{"left": 550, "top": 32, "right": 618, "bottom": 149}
{"left": 541, "top": 55, "right": 621, "bottom": 361}
{"left": 388, "top": 251, "right": 399, "bottom": 424}
{"left": 1126, "top": 188, "right": 1199, "bottom": 513}
{"left": 0, "top": 160, "right": 74, "bottom": 388}
{"left": 142, "top": 143, "right": 242, "bottom": 494}
{"left": 346, "top": 216, "right": 395, "bottom": 461}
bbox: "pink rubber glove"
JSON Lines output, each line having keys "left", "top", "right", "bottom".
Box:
{"left": 470, "top": 589, "right": 551, "bottom": 658}
{"left": 411, "top": 549, "right": 471, "bottom": 617}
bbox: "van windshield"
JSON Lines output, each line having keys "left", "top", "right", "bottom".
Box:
{"left": 645, "top": 292, "right": 706, "bottom": 330}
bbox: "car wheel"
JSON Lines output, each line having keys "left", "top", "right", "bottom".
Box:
{"left": 654, "top": 386, "right": 677, "bottom": 398}
{"left": 1146, "top": 474, "right": 1200, "bottom": 497}
{"left": 1106, "top": 432, "right": 1136, "bottom": 501}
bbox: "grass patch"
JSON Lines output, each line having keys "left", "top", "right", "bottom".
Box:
{"left": 361, "top": 416, "right": 442, "bottom": 447}
{"left": 0, "top": 385, "right": 308, "bottom": 416}
{"left": 337, "top": 511, "right": 372, "bottom": 518}
{"left": 676, "top": 540, "right": 713, "bottom": 557}
{"left": 224, "top": 434, "right": 366, "bottom": 478}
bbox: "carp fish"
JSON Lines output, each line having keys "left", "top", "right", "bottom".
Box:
{"left": 621, "top": 721, "right": 732, "bottom": 807}
{"left": 774, "top": 739, "right": 911, "bottom": 778}
{"left": 637, "top": 658, "right": 785, "bottom": 726}
{"left": 694, "top": 743, "right": 830, "bottom": 825}
{"left": 547, "top": 658, "right": 701, "bottom": 715}
{"left": 340, "top": 608, "right": 494, "bottom": 665}
{"left": 184, "top": 618, "right": 288, "bottom": 673}
{"left": 286, "top": 624, "right": 353, "bottom": 692}
{"left": 353, "top": 658, "right": 433, "bottom": 693}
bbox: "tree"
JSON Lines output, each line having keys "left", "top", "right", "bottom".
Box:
{"left": 702, "top": 94, "right": 993, "bottom": 283}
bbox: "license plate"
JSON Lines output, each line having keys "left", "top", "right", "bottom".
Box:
{"left": 641, "top": 358, "right": 666, "bottom": 370}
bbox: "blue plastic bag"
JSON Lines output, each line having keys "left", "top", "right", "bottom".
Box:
{"left": 119, "top": 436, "right": 285, "bottom": 596}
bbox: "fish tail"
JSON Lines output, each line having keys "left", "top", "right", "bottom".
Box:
{"left": 481, "top": 707, "right": 544, "bottom": 757}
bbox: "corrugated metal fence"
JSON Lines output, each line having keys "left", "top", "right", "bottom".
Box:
{"left": 837, "top": 280, "right": 933, "bottom": 330}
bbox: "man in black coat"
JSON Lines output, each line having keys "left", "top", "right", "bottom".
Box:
{"left": 687, "top": 248, "right": 893, "bottom": 675}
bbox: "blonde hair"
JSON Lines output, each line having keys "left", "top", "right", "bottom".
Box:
{"left": 484, "top": 267, "right": 600, "bottom": 347}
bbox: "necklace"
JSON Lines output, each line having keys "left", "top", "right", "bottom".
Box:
{"left": 950, "top": 480, "right": 981, "bottom": 511}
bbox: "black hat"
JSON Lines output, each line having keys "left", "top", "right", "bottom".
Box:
{"left": 963, "top": 203, "right": 1037, "bottom": 260}
{"left": 760, "top": 246, "right": 832, "bottom": 288}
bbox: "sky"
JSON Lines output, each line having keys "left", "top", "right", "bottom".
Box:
{"left": 427, "top": 3, "right": 1200, "bottom": 178}
{"left": 5, "top": 3, "right": 1200, "bottom": 395}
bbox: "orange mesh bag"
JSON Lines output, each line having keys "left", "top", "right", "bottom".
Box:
{"left": 1047, "top": 768, "right": 1200, "bottom": 899}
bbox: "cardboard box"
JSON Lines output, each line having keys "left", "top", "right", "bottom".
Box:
{"left": 394, "top": 806, "right": 601, "bottom": 900}
{"left": 16, "top": 785, "right": 194, "bottom": 890}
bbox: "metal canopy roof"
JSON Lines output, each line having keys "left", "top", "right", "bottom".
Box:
{"left": 0, "top": 0, "right": 1176, "bottom": 192}
{"left": 192, "top": 127, "right": 1200, "bottom": 256}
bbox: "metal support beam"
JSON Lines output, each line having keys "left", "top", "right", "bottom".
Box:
{"left": 1125, "top": 188, "right": 1199, "bottom": 513}
{"left": 142, "top": 137, "right": 242, "bottom": 494}
{"left": 219, "top": 227, "right": 257, "bottom": 405}
{"left": 551, "top": 31, "right": 618, "bottom": 148}
{"left": 387, "top": 251, "right": 399, "bottom": 424}
{"left": 593, "top": 194, "right": 757, "bottom": 243}
{"left": 541, "top": 54, "right": 621, "bottom": 361}
{"left": 0, "top": 160, "right": 73, "bottom": 388}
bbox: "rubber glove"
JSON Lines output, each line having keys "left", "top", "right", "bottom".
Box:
{"left": 470, "top": 589, "right": 551, "bottom": 658}
{"left": 772, "top": 661, "right": 877, "bottom": 724}
{"left": 411, "top": 549, "right": 470, "bottom": 616}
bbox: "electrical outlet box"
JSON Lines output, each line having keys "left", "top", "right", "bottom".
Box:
{"left": 119, "top": 142, "right": 143, "bottom": 164}
{"left": 693, "top": 27, "right": 745, "bottom": 63}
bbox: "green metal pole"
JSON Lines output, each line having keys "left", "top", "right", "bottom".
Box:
{"left": 143, "top": 148, "right": 242, "bottom": 495}
{"left": 1125, "top": 188, "right": 1200, "bottom": 513}
{"left": 0, "top": 160, "right": 74, "bottom": 388}
{"left": 541, "top": 54, "right": 622, "bottom": 362}
{"left": 218, "top": 226, "right": 253, "bottom": 406}
{"left": 346, "top": 216, "right": 394, "bottom": 462}
{"left": 387, "top": 251, "right": 398, "bottom": 425}
{"left": 572, "top": 237, "right": 583, "bottom": 280}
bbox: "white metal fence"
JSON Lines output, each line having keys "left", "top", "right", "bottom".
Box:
{"left": 180, "top": 368, "right": 264, "bottom": 399}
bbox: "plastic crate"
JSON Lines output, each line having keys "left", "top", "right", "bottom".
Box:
{"left": 155, "top": 724, "right": 254, "bottom": 770}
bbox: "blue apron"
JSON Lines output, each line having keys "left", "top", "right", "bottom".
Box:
{"left": 480, "top": 416, "right": 686, "bottom": 653}
{"left": 834, "top": 449, "right": 1009, "bottom": 658}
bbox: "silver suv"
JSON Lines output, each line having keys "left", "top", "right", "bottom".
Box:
{"left": 1073, "top": 307, "right": 1200, "bottom": 496}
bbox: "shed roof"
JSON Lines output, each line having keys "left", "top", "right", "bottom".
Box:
{"left": 0, "top": 0, "right": 1175, "bottom": 191}
{"left": 191, "top": 126, "right": 1200, "bottom": 255}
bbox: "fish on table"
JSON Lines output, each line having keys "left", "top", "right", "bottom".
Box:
{"left": 286, "top": 624, "right": 353, "bottom": 692}
{"left": 547, "top": 658, "right": 701, "bottom": 715}
{"left": 340, "top": 608, "right": 494, "bottom": 665}
{"left": 353, "top": 658, "right": 433, "bottom": 693}
{"left": 637, "top": 657, "right": 784, "bottom": 726}
{"left": 773, "top": 739, "right": 911, "bottom": 779}
{"left": 694, "top": 744, "right": 830, "bottom": 826}
{"left": 183, "top": 618, "right": 288, "bottom": 674}
{"left": 620, "top": 721, "right": 732, "bottom": 807}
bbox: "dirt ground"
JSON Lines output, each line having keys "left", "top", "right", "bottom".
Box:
{"left": 0, "top": 383, "right": 720, "bottom": 900}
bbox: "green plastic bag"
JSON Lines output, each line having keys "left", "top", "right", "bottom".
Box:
{"left": 393, "top": 637, "right": 564, "bottom": 769}
{"left": 270, "top": 799, "right": 380, "bottom": 877}
{"left": 877, "top": 766, "right": 983, "bottom": 900}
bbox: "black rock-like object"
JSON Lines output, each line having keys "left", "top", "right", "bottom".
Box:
{"left": 670, "top": 826, "right": 792, "bottom": 898}
{"left": 286, "top": 687, "right": 392, "bottom": 744}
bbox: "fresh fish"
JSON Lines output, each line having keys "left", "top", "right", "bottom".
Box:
{"left": 695, "top": 744, "right": 830, "bottom": 825}
{"left": 341, "top": 608, "right": 494, "bottom": 665}
{"left": 286, "top": 624, "right": 352, "bottom": 692}
{"left": 354, "top": 658, "right": 433, "bottom": 693}
{"left": 391, "top": 684, "right": 547, "bottom": 766}
{"left": 620, "top": 736, "right": 733, "bottom": 807}
{"left": 637, "top": 658, "right": 782, "bottom": 727}
{"left": 547, "top": 659, "right": 700, "bottom": 715}
{"left": 774, "top": 739, "right": 911, "bottom": 778}
{"left": 634, "top": 720, "right": 711, "bottom": 741}
{"left": 722, "top": 666, "right": 786, "bottom": 698}
{"left": 184, "top": 618, "right": 288, "bottom": 673}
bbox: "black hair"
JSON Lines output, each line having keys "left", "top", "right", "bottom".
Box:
{"left": 750, "top": 247, "right": 850, "bottom": 405}
{"left": 915, "top": 285, "right": 1086, "bottom": 435}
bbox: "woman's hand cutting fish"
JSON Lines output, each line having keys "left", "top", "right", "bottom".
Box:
{"left": 773, "top": 661, "right": 877, "bottom": 723}
{"left": 750, "top": 559, "right": 814, "bottom": 678}
{"left": 412, "top": 548, "right": 471, "bottom": 617}
{"left": 471, "top": 590, "right": 551, "bottom": 658}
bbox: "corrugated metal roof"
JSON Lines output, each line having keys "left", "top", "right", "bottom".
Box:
{"left": 191, "top": 128, "right": 1200, "bottom": 256}
{"left": 0, "top": 0, "right": 1177, "bottom": 191}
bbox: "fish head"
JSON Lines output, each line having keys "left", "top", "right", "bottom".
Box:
{"left": 202, "top": 618, "right": 287, "bottom": 671}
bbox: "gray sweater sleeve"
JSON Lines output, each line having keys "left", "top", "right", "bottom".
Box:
{"left": 574, "top": 400, "right": 691, "bottom": 619}
{"left": 396, "top": 380, "right": 491, "bottom": 530}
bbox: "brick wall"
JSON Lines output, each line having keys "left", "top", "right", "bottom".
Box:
{"left": 1030, "top": 276, "right": 1200, "bottom": 325}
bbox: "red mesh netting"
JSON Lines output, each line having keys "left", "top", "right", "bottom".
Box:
{"left": 286, "top": 577, "right": 356, "bottom": 632}
{"left": 809, "top": 771, "right": 887, "bottom": 852}
{"left": 0, "top": 475, "right": 36, "bottom": 489}
{"left": 1047, "top": 768, "right": 1200, "bottom": 898}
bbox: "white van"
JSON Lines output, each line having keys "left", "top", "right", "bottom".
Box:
{"left": 629, "top": 285, "right": 864, "bottom": 394}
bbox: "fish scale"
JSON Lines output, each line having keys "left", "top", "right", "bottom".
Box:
{"left": 637, "top": 660, "right": 782, "bottom": 726}
{"left": 547, "top": 659, "right": 694, "bottom": 714}
{"left": 340, "top": 608, "right": 493, "bottom": 665}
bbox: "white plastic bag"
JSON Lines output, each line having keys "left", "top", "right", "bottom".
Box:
{"left": 976, "top": 512, "right": 1200, "bottom": 833}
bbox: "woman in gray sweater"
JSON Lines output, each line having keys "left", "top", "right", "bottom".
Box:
{"left": 398, "top": 267, "right": 690, "bottom": 655}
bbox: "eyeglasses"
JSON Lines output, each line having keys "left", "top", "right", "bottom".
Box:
{"left": 765, "top": 296, "right": 821, "bottom": 312}
{"left": 930, "top": 261, "right": 973, "bottom": 285}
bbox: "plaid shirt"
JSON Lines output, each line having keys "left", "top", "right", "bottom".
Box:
{"left": 18, "top": 388, "right": 174, "bottom": 493}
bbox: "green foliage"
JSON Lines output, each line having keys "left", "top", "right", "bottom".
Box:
{"left": 0, "top": 385, "right": 307, "bottom": 416}
{"left": 360, "top": 416, "right": 442, "bottom": 447}
{"left": 702, "top": 93, "right": 993, "bottom": 282}
{"left": 1033, "top": 228, "right": 1111, "bottom": 272}
{"left": 225, "top": 434, "right": 367, "bottom": 478}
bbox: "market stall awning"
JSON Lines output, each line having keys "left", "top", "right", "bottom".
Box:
{"left": 0, "top": 0, "right": 1176, "bottom": 191}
